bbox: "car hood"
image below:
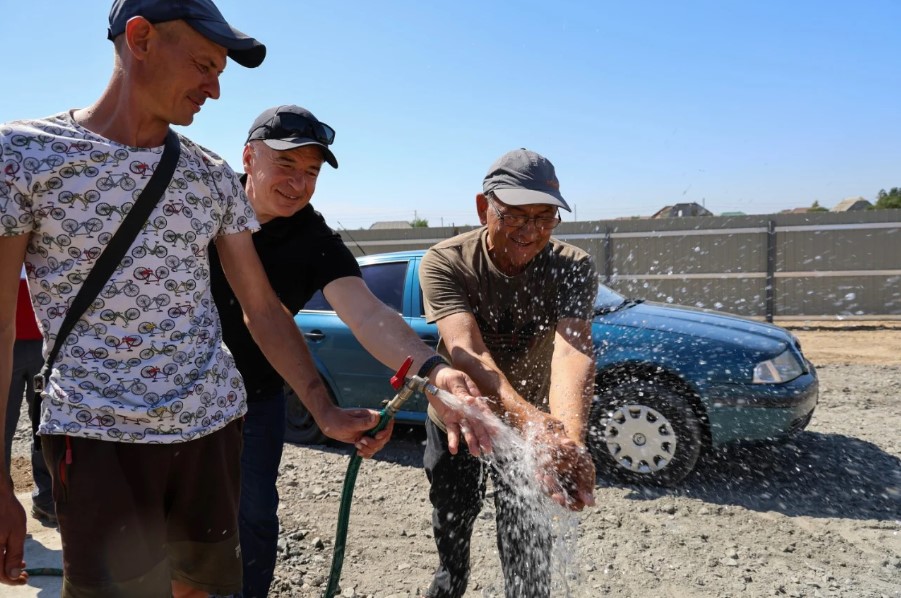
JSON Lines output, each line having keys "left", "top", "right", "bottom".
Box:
{"left": 596, "top": 300, "right": 797, "bottom": 356}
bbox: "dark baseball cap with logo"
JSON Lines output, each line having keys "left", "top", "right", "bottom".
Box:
{"left": 245, "top": 105, "right": 339, "bottom": 169}
{"left": 107, "top": 0, "right": 266, "bottom": 68}
{"left": 482, "top": 148, "right": 570, "bottom": 211}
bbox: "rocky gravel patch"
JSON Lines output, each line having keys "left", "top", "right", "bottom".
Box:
{"left": 255, "top": 362, "right": 901, "bottom": 598}
{"left": 11, "top": 334, "right": 901, "bottom": 597}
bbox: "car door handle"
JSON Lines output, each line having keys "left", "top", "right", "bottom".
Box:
{"left": 304, "top": 330, "right": 325, "bottom": 342}
{"left": 419, "top": 335, "right": 438, "bottom": 347}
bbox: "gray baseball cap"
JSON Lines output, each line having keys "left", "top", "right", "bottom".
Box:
{"left": 107, "top": 0, "right": 266, "bottom": 68}
{"left": 482, "top": 149, "right": 570, "bottom": 211}
{"left": 245, "top": 105, "right": 338, "bottom": 169}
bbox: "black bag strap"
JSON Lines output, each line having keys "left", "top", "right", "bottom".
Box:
{"left": 36, "top": 129, "right": 181, "bottom": 390}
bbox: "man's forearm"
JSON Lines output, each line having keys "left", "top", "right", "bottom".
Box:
{"left": 548, "top": 351, "right": 595, "bottom": 444}
{"left": 242, "top": 305, "right": 335, "bottom": 419}
{"left": 0, "top": 331, "right": 15, "bottom": 483}
{"left": 346, "top": 301, "right": 439, "bottom": 377}
{"left": 449, "top": 348, "right": 548, "bottom": 429}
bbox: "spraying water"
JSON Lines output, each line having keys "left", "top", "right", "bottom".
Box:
{"left": 428, "top": 386, "right": 586, "bottom": 597}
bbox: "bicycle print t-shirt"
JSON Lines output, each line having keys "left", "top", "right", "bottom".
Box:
{"left": 0, "top": 112, "right": 258, "bottom": 443}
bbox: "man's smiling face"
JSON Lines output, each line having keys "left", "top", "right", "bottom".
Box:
{"left": 243, "top": 142, "right": 324, "bottom": 223}
{"left": 477, "top": 193, "right": 558, "bottom": 275}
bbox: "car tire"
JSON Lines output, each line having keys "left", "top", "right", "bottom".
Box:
{"left": 284, "top": 381, "right": 334, "bottom": 445}
{"left": 588, "top": 378, "right": 703, "bottom": 486}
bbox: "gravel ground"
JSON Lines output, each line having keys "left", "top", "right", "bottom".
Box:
{"left": 10, "top": 329, "right": 901, "bottom": 597}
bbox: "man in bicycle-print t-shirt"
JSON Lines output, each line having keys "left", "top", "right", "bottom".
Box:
{"left": 0, "top": 1, "right": 402, "bottom": 595}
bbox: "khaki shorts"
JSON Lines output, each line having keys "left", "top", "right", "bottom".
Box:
{"left": 42, "top": 419, "right": 244, "bottom": 597}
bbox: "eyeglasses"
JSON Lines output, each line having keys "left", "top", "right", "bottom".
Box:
{"left": 486, "top": 196, "right": 561, "bottom": 231}
{"left": 251, "top": 112, "right": 336, "bottom": 146}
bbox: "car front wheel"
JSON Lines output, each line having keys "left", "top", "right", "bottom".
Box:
{"left": 284, "top": 382, "right": 334, "bottom": 445}
{"left": 587, "top": 378, "right": 703, "bottom": 486}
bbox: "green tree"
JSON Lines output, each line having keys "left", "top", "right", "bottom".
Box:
{"left": 874, "top": 188, "right": 901, "bottom": 209}
{"left": 809, "top": 200, "right": 828, "bottom": 213}
{"left": 411, "top": 211, "right": 429, "bottom": 227}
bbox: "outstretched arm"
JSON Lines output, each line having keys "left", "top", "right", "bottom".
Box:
{"left": 215, "top": 232, "right": 389, "bottom": 457}
{"left": 434, "top": 310, "right": 557, "bottom": 428}
{"left": 323, "top": 276, "right": 494, "bottom": 456}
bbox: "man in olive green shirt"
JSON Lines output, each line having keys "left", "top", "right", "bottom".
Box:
{"left": 419, "top": 149, "right": 598, "bottom": 598}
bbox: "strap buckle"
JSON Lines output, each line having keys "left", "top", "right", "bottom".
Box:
{"left": 33, "top": 374, "right": 45, "bottom": 393}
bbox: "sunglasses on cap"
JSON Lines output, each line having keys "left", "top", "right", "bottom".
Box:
{"left": 250, "top": 112, "right": 336, "bottom": 146}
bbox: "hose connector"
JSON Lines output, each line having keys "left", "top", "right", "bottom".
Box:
{"left": 385, "top": 356, "right": 436, "bottom": 416}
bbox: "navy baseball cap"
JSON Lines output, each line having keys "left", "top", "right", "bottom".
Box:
{"left": 107, "top": 0, "right": 266, "bottom": 68}
{"left": 246, "top": 105, "right": 339, "bottom": 169}
{"left": 482, "top": 149, "right": 570, "bottom": 211}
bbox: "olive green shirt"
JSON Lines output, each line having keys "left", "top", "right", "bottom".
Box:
{"left": 420, "top": 227, "right": 597, "bottom": 427}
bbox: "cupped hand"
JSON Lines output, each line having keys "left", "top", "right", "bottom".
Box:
{"left": 429, "top": 365, "right": 497, "bottom": 456}
{"left": 532, "top": 418, "right": 597, "bottom": 511}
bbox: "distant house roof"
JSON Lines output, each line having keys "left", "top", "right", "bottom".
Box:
{"left": 780, "top": 207, "right": 815, "bottom": 214}
{"left": 831, "top": 197, "right": 872, "bottom": 212}
{"left": 652, "top": 202, "right": 713, "bottom": 218}
{"left": 369, "top": 220, "right": 413, "bottom": 230}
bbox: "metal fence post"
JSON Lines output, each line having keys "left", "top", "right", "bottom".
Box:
{"left": 604, "top": 226, "right": 614, "bottom": 284}
{"left": 765, "top": 220, "right": 776, "bottom": 322}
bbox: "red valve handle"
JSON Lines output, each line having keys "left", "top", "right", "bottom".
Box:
{"left": 390, "top": 356, "right": 415, "bottom": 390}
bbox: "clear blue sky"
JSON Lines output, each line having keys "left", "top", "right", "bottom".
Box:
{"left": 3, "top": 1, "right": 900, "bottom": 228}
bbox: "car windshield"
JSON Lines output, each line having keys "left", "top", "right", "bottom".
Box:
{"left": 594, "top": 284, "right": 644, "bottom": 315}
{"left": 595, "top": 283, "right": 625, "bottom": 310}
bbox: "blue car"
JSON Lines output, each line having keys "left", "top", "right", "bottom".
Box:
{"left": 288, "top": 250, "right": 818, "bottom": 485}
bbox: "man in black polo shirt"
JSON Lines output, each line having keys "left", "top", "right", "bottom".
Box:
{"left": 209, "top": 105, "right": 493, "bottom": 598}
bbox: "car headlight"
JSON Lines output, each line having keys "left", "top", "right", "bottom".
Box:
{"left": 753, "top": 349, "right": 804, "bottom": 384}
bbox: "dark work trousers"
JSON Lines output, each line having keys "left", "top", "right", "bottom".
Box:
{"left": 238, "top": 390, "right": 287, "bottom": 598}
{"left": 423, "top": 418, "right": 551, "bottom": 598}
{"left": 2, "top": 339, "right": 53, "bottom": 511}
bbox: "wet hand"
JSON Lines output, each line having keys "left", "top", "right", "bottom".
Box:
{"left": 552, "top": 441, "right": 596, "bottom": 511}
{"left": 430, "top": 365, "right": 497, "bottom": 457}
{"left": 533, "top": 419, "right": 597, "bottom": 511}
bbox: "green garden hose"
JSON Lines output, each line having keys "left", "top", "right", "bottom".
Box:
{"left": 24, "top": 567, "right": 64, "bottom": 576}
{"left": 323, "top": 409, "right": 393, "bottom": 598}
{"left": 324, "top": 357, "right": 435, "bottom": 598}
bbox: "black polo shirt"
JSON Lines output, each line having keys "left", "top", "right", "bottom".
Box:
{"left": 209, "top": 202, "right": 361, "bottom": 400}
